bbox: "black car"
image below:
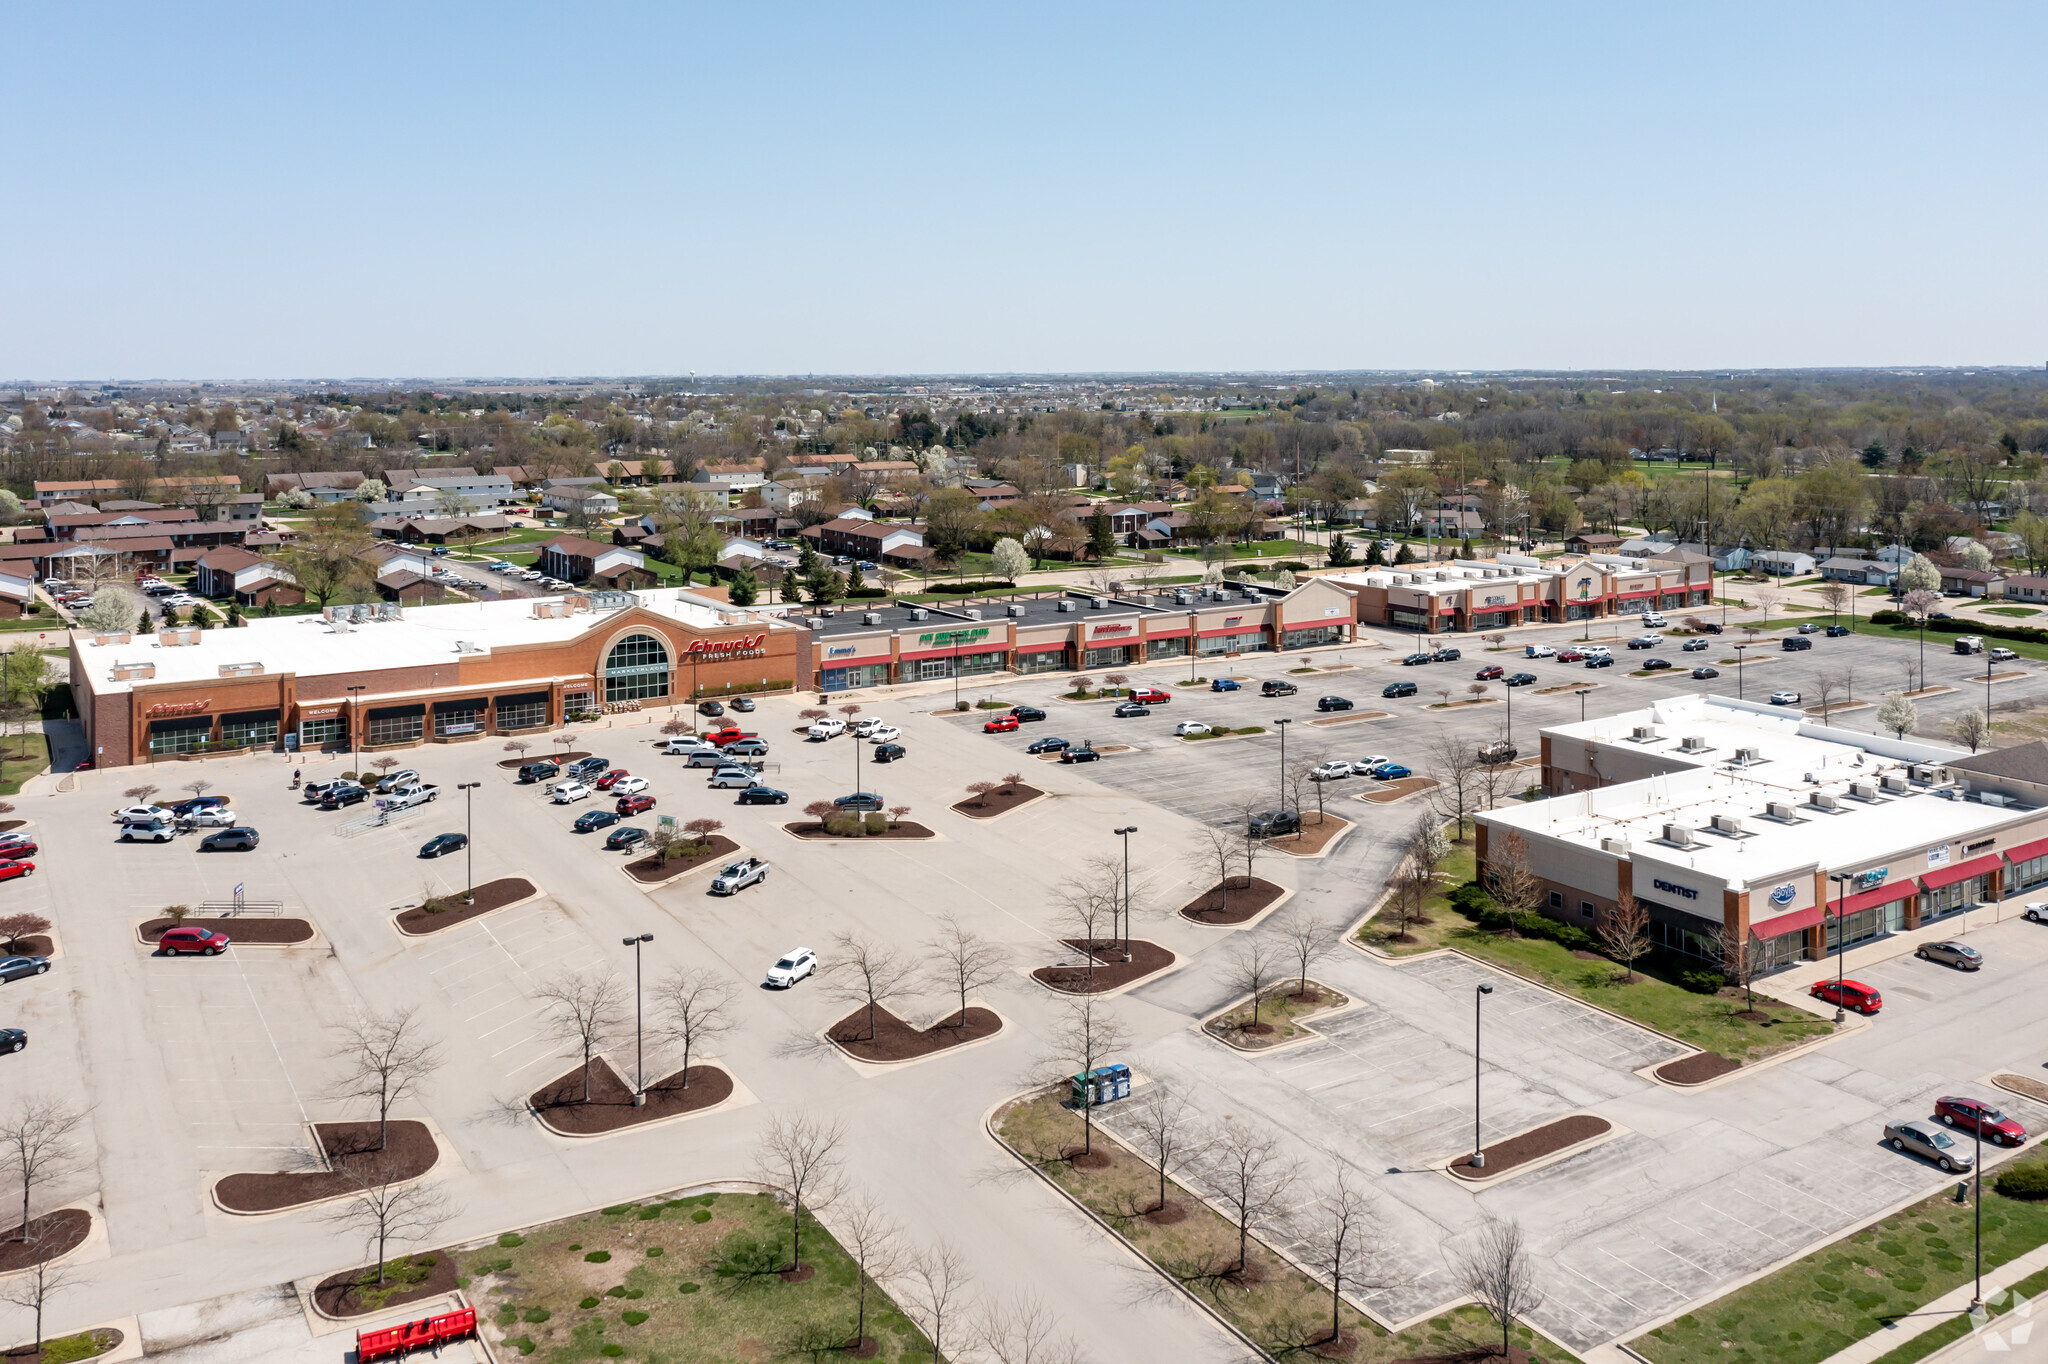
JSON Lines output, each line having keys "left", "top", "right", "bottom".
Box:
{"left": 0, "top": 1027, "right": 22, "bottom": 1055}
{"left": 1431, "top": 647, "right": 1461, "bottom": 662}
{"left": 1027, "top": 736, "right": 1071, "bottom": 754}
{"left": 571, "top": 756, "right": 611, "bottom": 776}
{"left": 1782, "top": 635, "right": 1812, "bottom": 651}
{"left": 1260, "top": 680, "right": 1298, "bottom": 697}
{"left": 1383, "top": 681, "right": 1419, "bottom": 698}
{"left": 873, "top": 743, "right": 907, "bottom": 762}
{"left": 518, "top": 761, "right": 559, "bottom": 783}
{"left": 321, "top": 785, "right": 369, "bottom": 808}
{"left": 1641, "top": 658, "right": 1673, "bottom": 671}
{"left": 1585, "top": 654, "right": 1614, "bottom": 668}
{"left": 1248, "top": 808, "right": 1301, "bottom": 838}
{"left": 574, "top": 809, "right": 621, "bottom": 833}
{"left": 736, "top": 785, "right": 790, "bottom": 805}
{"left": 1695, "top": 621, "right": 1724, "bottom": 633}
{"left": 729, "top": 696, "right": 756, "bottom": 712}
{"left": 1402, "top": 652, "right": 1432, "bottom": 666}
{"left": 1506, "top": 672, "right": 1537, "bottom": 686}
{"left": 171, "top": 795, "right": 231, "bottom": 816}
{"left": 1060, "top": 745, "right": 1101, "bottom": 763}
{"left": 1113, "top": 702, "right": 1151, "bottom": 718}
{"left": 698, "top": 700, "right": 726, "bottom": 717}
{"left": 419, "top": 832, "right": 467, "bottom": 858}
{"left": 1826, "top": 624, "right": 1852, "bottom": 637}
{"left": 835, "top": 792, "right": 886, "bottom": 812}
{"left": 1316, "top": 696, "right": 1353, "bottom": 712}
{"left": 605, "top": 826, "right": 649, "bottom": 851}
{"left": 1691, "top": 665, "right": 1720, "bottom": 679}
{"left": 1010, "top": 706, "right": 1047, "bottom": 722}
{"left": 200, "top": 827, "right": 260, "bottom": 851}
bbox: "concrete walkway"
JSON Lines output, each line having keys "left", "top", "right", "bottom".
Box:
{"left": 1815, "top": 1238, "right": 2048, "bottom": 1364}
{"left": 1759, "top": 894, "right": 2045, "bottom": 1005}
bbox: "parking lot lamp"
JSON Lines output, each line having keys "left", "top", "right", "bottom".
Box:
{"left": 623, "top": 932, "right": 653, "bottom": 1105}
{"left": 346, "top": 684, "right": 366, "bottom": 775}
{"left": 1471, "top": 982, "right": 1494, "bottom": 1169}
{"left": 1733, "top": 642, "right": 1749, "bottom": 699}
{"left": 1986, "top": 652, "right": 1994, "bottom": 729}
{"left": 1274, "top": 717, "right": 1292, "bottom": 812}
{"left": 1576, "top": 688, "right": 1591, "bottom": 722}
{"left": 1825, "top": 872, "right": 1850, "bottom": 1024}
{"left": 1114, "top": 825, "right": 1137, "bottom": 954}
{"left": 1973, "top": 1109, "right": 1984, "bottom": 1308}
{"left": 457, "top": 781, "right": 480, "bottom": 903}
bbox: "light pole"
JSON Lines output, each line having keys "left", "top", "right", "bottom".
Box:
{"left": 1274, "top": 717, "right": 1292, "bottom": 812}
{"left": 1471, "top": 982, "right": 1494, "bottom": 1169}
{"left": 623, "top": 932, "right": 653, "bottom": 1105}
{"left": 346, "top": 684, "right": 366, "bottom": 776}
{"left": 1114, "top": 825, "right": 1137, "bottom": 956}
{"left": 1986, "top": 653, "right": 1994, "bottom": 734}
{"left": 1576, "top": 688, "right": 1591, "bottom": 722}
{"left": 1972, "top": 1111, "right": 1985, "bottom": 1309}
{"left": 1825, "top": 872, "right": 1849, "bottom": 1024}
{"left": 1734, "top": 642, "right": 1749, "bottom": 699}
{"left": 457, "top": 781, "right": 480, "bottom": 903}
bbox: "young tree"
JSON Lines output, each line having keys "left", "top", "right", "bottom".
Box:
{"left": 966, "top": 779, "right": 1000, "bottom": 807}
{"left": 680, "top": 816, "right": 724, "bottom": 853}
{"left": 975, "top": 1292, "right": 1086, "bottom": 1364}
{"left": 754, "top": 1111, "right": 844, "bottom": 1276}
{"left": 0, "top": 912, "right": 49, "bottom": 954}
{"left": 1877, "top": 690, "right": 1920, "bottom": 739}
{"left": 0, "top": 1221, "right": 78, "bottom": 1359}
{"left": 1483, "top": 828, "right": 1541, "bottom": 917}
{"left": 0, "top": 1095, "right": 82, "bottom": 1244}
{"left": 800, "top": 707, "right": 829, "bottom": 725}
{"left": 838, "top": 1192, "right": 903, "bottom": 1355}
{"left": 329, "top": 1006, "right": 442, "bottom": 1152}
{"left": 904, "top": 1239, "right": 975, "bottom": 1364}
{"left": 1815, "top": 580, "right": 1850, "bottom": 623}
{"left": 321, "top": 1154, "right": 457, "bottom": 1286}
{"left": 1281, "top": 909, "right": 1338, "bottom": 999}
{"left": 1599, "top": 892, "right": 1651, "bottom": 983}
{"left": 924, "top": 912, "right": 1008, "bottom": 1027}
{"left": 1428, "top": 730, "right": 1484, "bottom": 841}
{"left": 1208, "top": 1117, "right": 1297, "bottom": 1279}
{"left": 1224, "top": 935, "right": 1282, "bottom": 1031}
{"left": 1713, "top": 925, "right": 1767, "bottom": 1015}
{"left": 122, "top": 783, "right": 160, "bottom": 805}
{"left": 369, "top": 756, "right": 399, "bottom": 780}
{"left": 654, "top": 967, "right": 735, "bottom": 1088}
{"left": 502, "top": 739, "right": 531, "bottom": 761}
{"left": 182, "top": 778, "right": 213, "bottom": 800}
{"left": 1045, "top": 996, "right": 1130, "bottom": 1158}
{"left": 1456, "top": 1217, "right": 1545, "bottom": 1362}
{"left": 1289, "top": 1165, "right": 1400, "bottom": 1353}
{"left": 533, "top": 972, "right": 626, "bottom": 1103}
{"left": 991, "top": 537, "right": 1030, "bottom": 583}
{"left": 1467, "top": 681, "right": 1490, "bottom": 701}
{"left": 887, "top": 804, "right": 912, "bottom": 828}
{"left": 1189, "top": 822, "right": 1239, "bottom": 914}
{"left": 1056, "top": 860, "right": 1121, "bottom": 984}
{"left": 1124, "top": 1084, "right": 1203, "bottom": 1218}
{"left": 823, "top": 933, "right": 916, "bottom": 1042}
{"left": 1103, "top": 671, "right": 1130, "bottom": 696}
{"left": 1948, "top": 707, "right": 1992, "bottom": 753}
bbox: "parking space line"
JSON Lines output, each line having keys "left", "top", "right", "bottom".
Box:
{"left": 1600, "top": 1246, "right": 1687, "bottom": 1297}
{"left": 1555, "top": 1257, "right": 1654, "bottom": 1313}
{"left": 228, "top": 947, "right": 313, "bottom": 1133}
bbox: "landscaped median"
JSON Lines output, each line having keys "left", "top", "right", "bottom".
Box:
{"left": 1631, "top": 1145, "right": 2048, "bottom": 1364}
{"left": 1203, "top": 978, "right": 1350, "bottom": 1050}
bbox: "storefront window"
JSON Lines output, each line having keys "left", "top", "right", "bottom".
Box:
{"left": 1015, "top": 650, "right": 1069, "bottom": 675}
{"left": 434, "top": 705, "right": 485, "bottom": 737}
{"left": 1617, "top": 599, "right": 1648, "bottom": 615}
{"left": 2012, "top": 854, "right": 2048, "bottom": 892}
{"left": 365, "top": 707, "right": 424, "bottom": 746}
{"left": 1467, "top": 613, "right": 1510, "bottom": 632}
{"left": 563, "top": 690, "right": 595, "bottom": 719}
{"left": 821, "top": 662, "right": 892, "bottom": 692}
{"left": 298, "top": 716, "right": 346, "bottom": 748}
{"left": 219, "top": 711, "right": 280, "bottom": 748}
{"left": 1197, "top": 631, "right": 1266, "bottom": 656}
{"left": 1755, "top": 931, "right": 1806, "bottom": 972}
{"left": 495, "top": 694, "right": 548, "bottom": 730}
{"left": 1566, "top": 603, "right": 1595, "bottom": 621}
{"left": 1084, "top": 645, "right": 1133, "bottom": 668}
{"left": 958, "top": 650, "right": 1004, "bottom": 676}
{"left": 1283, "top": 624, "right": 1347, "bottom": 649}
{"left": 1145, "top": 636, "right": 1188, "bottom": 660}
{"left": 1825, "top": 903, "right": 1893, "bottom": 949}
{"left": 604, "top": 633, "right": 671, "bottom": 703}
{"left": 1922, "top": 877, "right": 1985, "bottom": 920}
{"left": 148, "top": 718, "right": 212, "bottom": 755}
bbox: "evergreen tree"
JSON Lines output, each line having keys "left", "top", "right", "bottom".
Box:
{"left": 136, "top": 609, "right": 154, "bottom": 634}
{"left": 1364, "top": 539, "right": 1385, "bottom": 566}
{"left": 1394, "top": 542, "right": 1417, "bottom": 564}
{"left": 847, "top": 562, "right": 866, "bottom": 594}
{"left": 1088, "top": 507, "right": 1116, "bottom": 561}
{"left": 728, "top": 567, "right": 759, "bottom": 607}
{"left": 1459, "top": 537, "right": 1474, "bottom": 558}
{"left": 1326, "top": 534, "right": 1356, "bottom": 567}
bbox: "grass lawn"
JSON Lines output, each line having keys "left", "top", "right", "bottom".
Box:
{"left": 0, "top": 732, "right": 48, "bottom": 796}
{"left": 1824, "top": 619, "right": 2048, "bottom": 664}
{"left": 1358, "top": 844, "right": 1480, "bottom": 955}
{"left": 21, "top": 1327, "right": 123, "bottom": 1362}
{"left": 1205, "top": 979, "right": 1349, "bottom": 1046}
{"left": 466, "top": 1190, "right": 932, "bottom": 1362}
{"left": 1983, "top": 606, "right": 2041, "bottom": 617}
{"left": 1164, "top": 539, "right": 1318, "bottom": 562}
{"left": 996, "top": 1091, "right": 1580, "bottom": 1363}
{"left": 1633, "top": 1148, "right": 2048, "bottom": 1364}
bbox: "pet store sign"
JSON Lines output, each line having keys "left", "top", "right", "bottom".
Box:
{"left": 915, "top": 626, "right": 990, "bottom": 649}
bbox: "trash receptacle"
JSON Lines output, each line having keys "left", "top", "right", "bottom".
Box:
{"left": 1106, "top": 1063, "right": 1131, "bottom": 1103}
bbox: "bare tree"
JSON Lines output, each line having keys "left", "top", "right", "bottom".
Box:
{"left": 1456, "top": 1217, "right": 1546, "bottom": 1362}
{"left": 975, "top": 1291, "right": 1086, "bottom": 1364}
{"left": 654, "top": 967, "right": 735, "bottom": 1087}
{"left": 1386, "top": 858, "right": 1432, "bottom": 942}
{"left": 1189, "top": 823, "right": 1239, "bottom": 914}
{"left": 1428, "top": 730, "right": 1483, "bottom": 841}
{"left": 533, "top": 972, "right": 626, "bottom": 1103}
{"left": 1055, "top": 862, "right": 1119, "bottom": 988}
{"left": 824, "top": 933, "right": 916, "bottom": 1042}
{"left": 1815, "top": 580, "right": 1849, "bottom": 622}
{"left": 0, "top": 1096, "right": 82, "bottom": 1243}
{"left": 754, "top": 1111, "right": 844, "bottom": 1275}
{"left": 1599, "top": 892, "right": 1651, "bottom": 983}
{"left": 1224, "top": 936, "right": 1283, "bottom": 1033}
{"left": 1045, "top": 997, "right": 1130, "bottom": 1158}
{"left": 925, "top": 912, "right": 1008, "bottom": 1027}
{"left": 1124, "top": 1085, "right": 1204, "bottom": 1218}
{"left": 321, "top": 1155, "right": 457, "bottom": 1285}
{"left": 1483, "top": 828, "right": 1541, "bottom": 917}
{"left": 1467, "top": 681, "right": 1490, "bottom": 701}
{"left": 121, "top": 783, "right": 159, "bottom": 805}
{"left": 182, "top": 778, "right": 212, "bottom": 800}
{"left": 904, "top": 1238, "right": 974, "bottom": 1364}
{"left": 1288, "top": 1165, "right": 1401, "bottom": 1353}
{"left": 329, "top": 1006, "right": 443, "bottom": 1151}
{"left": 1281, "top": 909, "right": 1338, "bottom": 1000}
{"left": 1948, "top": 707, "right": 1992, "bottom": 753}
{"left": 1208, "top": 1118, "right": 1297, "bottom": 1279}
{"left": 1812, "top": 670, "right": 1845, "bottom": 725}
{"left": 0, "top": 1222, "right": 78, "bottom": 1359}
{"left": 838, "top": 1192, "right": 902, "bottom": 1355}
{"left": 1714, "top": 925, "right": 1768, "bottom": 1016}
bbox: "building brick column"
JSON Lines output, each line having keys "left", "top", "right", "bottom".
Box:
{"left": 1904, "top": 893, "right": 1921, "bottom": 930}
{"left": 1805, "top": 923, "right": 1827, "bottom": 961}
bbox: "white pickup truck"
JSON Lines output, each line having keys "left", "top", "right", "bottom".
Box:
{"left": 377, "top": 783, "right": 441, "bottom": 811}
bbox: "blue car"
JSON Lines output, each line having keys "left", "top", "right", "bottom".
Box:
{"left": 1211, "top": 678, "right": 1241, "bottom": 692}
{"left": 573, "top": 809, "right": 620, "bottom": 833}
{"left": 1369, "top": 763, "right": 1412, "bottom": 780}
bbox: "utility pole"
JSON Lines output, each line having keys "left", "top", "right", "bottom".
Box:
{"left": 1115, "top": 825, "right": 1137, "bottom": 955}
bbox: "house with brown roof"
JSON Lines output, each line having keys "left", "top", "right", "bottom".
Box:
{"left": 799, "top": 517, "right": 930, "bottom": 566}
{"left": 535, "top": 537, "right": 655, "bottom": 589}
{"left": 194, "top": 548, "right": 305, "bottom": 608}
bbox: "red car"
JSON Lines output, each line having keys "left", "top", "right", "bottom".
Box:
{"left": 1936, "top": 1096, "right": 2027, "bottom": 1147}
{"left": 1475, "top": 665, "right": 1505, "bottom": 680}
{"left": 1811, "top": 978, "right": 1882, "bottom": 1014}
{"left": 704, "top": 727, "right": 758, "bottom": 748}
{"left": 983, "top": 715, "right": 1020, "bottom": 733}
{"left": 158, "top": 926, "right": 230, "bottom": 956}
{"left": 616, "top": 793, "right": 657, "bottom": 815}
{"left": 0, "top": 860, "right": 32, "bottom": 882}
{"left": 1130, "top": 688, "right": 1171, "bottom": 705}
{"left": 1558, "top": 649, "right": 1587, "bottom": 663}
{"left": 0, "top": 836, "right": 37, "bottom": 859}
{"left": 593, "top": 769, "right": 630, "bottom": 791}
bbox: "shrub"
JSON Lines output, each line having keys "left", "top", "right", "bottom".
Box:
{"left": 623, "top": 1310, "right": 650, "bottom": 1326}
{"left": 603, "top": 1347, "right": 626, "bottom": 1358}
{"left": 864, "top": 813, "right": 887, "bottom": 835}
{"left": 579, "top": 1297, "right": 600, "bottom": 1310}
{"left": 498, "top": 1232, "right": 525, "bottom": 1248}
{"left": 1997, "top": 1165, "right": 2048, "bottom": 1200}
{"left": 584, "top": 1250, "right": 612, "bottom": 1262}
{"left": 522, "top": 1307, "right": 551, "bottom": 1323}
{"left": 825, "top": 813, "right": 860, "bottom": 836}
{"left": 679, "top": 1282, "right": 701, "bottom": 1293}
{"left": 511, "top": 1338, "right": 535, "bottom": 1356}
{"left": 647, "top": 1245, "right": 665, "bottom": 1256}
{"left": 1680, "top": 968, "right": 1725, "bottom": 994}
{"left": 690, "top": 1209, "right": 713, "bottom": 1223}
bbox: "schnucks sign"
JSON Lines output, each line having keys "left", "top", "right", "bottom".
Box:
{"left": 687, "top": 633, "right": 769, "bottom": 659}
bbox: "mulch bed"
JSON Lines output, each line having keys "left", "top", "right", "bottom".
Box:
{"left": 950, "top": 783, "right": 1045, "bottom": 819}
{"left": 0, "top": 935, "right": 52, "bottom": 957}
{"left": 1, "top": 1327, "right": 122, "bottom": 1363}
{"left": 1998, "top": 1073, "right": 2048, "bottom": 1105}
{"left": 1271, "top": 814, "right": 1352, "bottom": 856}
{"left": 495, "top": 750, "right": 589, "bottom": 769}
{"left": 0, "top": 820, "right": 24, "bottom": 833}
{"left": 1656, "top": 1051, "right": 1742, "bottom": 1086}
{"left": 529, "top": 1056, "right": 734, "bottom": 1136}
{"left": 1032, "top": 938, "right": 1176, "bottom": 994}
{"left": 1179, "top": 876, "right": 1286, "bottom": 925}
{"left": 1309, "top": 1328, "right": 1363, "bottom": 1358}
{"left": 393, "top": 877, "right": 536, "bottom": 936}
{"left": 139, "top": 916, "right": 314, "bottom": 945}
{"left": 313, "top": 1249, "right": 461, "bottom": 1318}
{"left": 624, "top": 834, "right": 740, "bottom": 884}
{"left": 1447, "top": 1113, "right": 1610, "bottom": 1181}
{"left": 783, "top": 821, "right": 935, "bottom": 840}
{"left": 1359, "top": 776, "right": 1441, "bottom": 804}
{"left": 826, "top": 1006, "right": 1002, "bottom": 1062}
{"left": 213, "top": 1121, "right": 439, "bottom": 1214}
{"left": 0, "top": 1209, "right": 90, "bottom": 1273}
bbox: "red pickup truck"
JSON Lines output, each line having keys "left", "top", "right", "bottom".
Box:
{"left": 704, "top": 727, "right": 760, "bottom": 747}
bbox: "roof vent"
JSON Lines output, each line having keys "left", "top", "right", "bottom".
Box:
{"left": 1090, "top": 596, "right": 1108, "bottom": 608}
{"left": 909, "top": 608, "right": 928, "bottom": 621}
{"left": 453, "top": 639, "right": 481, "bottom": 654}
{"left": 1057, "top": 600, "right": 1075, "bottom": 612}
{"left": 1007, "top": 604, "right": 1024, "bottom": 617}
{"left": 1678, "top": 735, "right": 1709, "bottom": 753}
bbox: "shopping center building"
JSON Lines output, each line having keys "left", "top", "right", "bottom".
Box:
{"left": 1326, "top": 550, "right": 1713, "bottom": 634}
{"left": 1477, "top": 695, "right": 2048, "bottom": 973}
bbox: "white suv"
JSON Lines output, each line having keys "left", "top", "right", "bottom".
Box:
{"left": 549, "top": 781, "right": 592, "bottom": 804}
{"left": 808, "top": 718, "right": 846, "bottom": 740}
{"left": 765, "top": 947, "right": 817, "bottom": 989}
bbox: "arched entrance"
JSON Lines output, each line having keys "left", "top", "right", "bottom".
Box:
{"left": 603, "top": 633, "right": 671, "bottom": 703}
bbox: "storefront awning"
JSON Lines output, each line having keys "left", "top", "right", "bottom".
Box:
{"left": 1835, "top": 882, "right": 1913, "bottom": 916}
{"left": 2005, "top": 836, "right": 2048, "bottom": 866}
{"left": 1920, "top": 854, "right": 2003, "bottom": 891}
{"left": 1754, "top": 905, "right": 1822, "bottom": 938}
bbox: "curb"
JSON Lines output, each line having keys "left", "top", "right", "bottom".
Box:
{"left": 527, "top": 1058, "right": 753, "bottom": 1141}
{"left": 208, "top": 1118, "right": 456, "bottom": 1218}
{"left": 1430, "top": 1115, "right": 1627, "bottom": 1190}
{"left": 1267, "top": 815, "right": 1355, "bottom": 860}
{"left": 1198, "top": 980, "right": 1360, "bottom": 1056}
{"left": 776, "top": 823, "right": 941, "bottom": 844}
{"left": 1178, "top": 881, "right": 1295, "bottom": 932}
{"left": 948, "top": 790, "right": 1049, "bottom": 824}
{"left": 817, "top": 1006, "right": 1011, "bottom": 1074}
{"left": 1023, "top": 945, "right": 1183, "bottom": 1001}
{"left": 0, "top": 1200, "right": 105, "bottom": 1282}
{"left": 390, "top": 876, "right": 545, "bottom": 940}
{"left": 619, "top": 843, "right": 752, "bottom": 891}
{"left": 133, "top": 915, "right": 322, "bottom": 952}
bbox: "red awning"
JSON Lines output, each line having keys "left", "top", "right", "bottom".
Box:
{"left": 2005, "top": 837, "right": 2048, "bottom": 866}
{"left": 1754, "top": 905, "right": 1822, "bottom": 939}
{"left": 1142, "top": 626, "right": 1192, "bottom": 640}
{"left": 1014, "top": 641, "right": 1069, "bottom": 653}
{"left": 1835, "top": 882, "right": 1913, "bottom": 915}
{"left": 1920, "top": 854, "right": 2003, "bottom": 891}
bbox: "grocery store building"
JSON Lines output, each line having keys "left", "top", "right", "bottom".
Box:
{"left": 1477, "top": 695, "right": 2048, "bottom": 973}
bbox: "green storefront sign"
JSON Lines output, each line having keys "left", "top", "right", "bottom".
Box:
{"left": 916, "top": 626, "right": 991, "bottom": 648}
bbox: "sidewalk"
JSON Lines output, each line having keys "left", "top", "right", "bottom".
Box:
{"left": 1759, "top": 894, "right": 2041, "bottom": 1004}
{"left": 1815, "top": 1238, "right": 2048, "bottom": 1364}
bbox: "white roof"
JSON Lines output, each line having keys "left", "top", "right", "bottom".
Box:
{"left": 79, "top": 589, "right": 796, "bottom": 696}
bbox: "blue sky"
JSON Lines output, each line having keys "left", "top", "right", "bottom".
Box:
{"left": 6, "top": 2, "right": 2043, "bottom": 379}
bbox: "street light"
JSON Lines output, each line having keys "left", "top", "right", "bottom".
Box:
{"left": 1972, "top": 1105, "right": 1985, "bottom": 1309}
{"left": 1274, "top": 717, "right": 1292, "bottom": 812}
{"left": 457, "top": 781, "right": 480, "bottom": 903}
{"left": 346, "top": 684, "right": 366, "bottom": 776}
{"left": 1825, "top": 872, "right": 1850, "bottom": 1024}
{"left": 1734, "top": 642, "right": 1749, "bottom": 699}
{"left": 1114, "top": 825, "right": 1137, "bottom": 956}
{"left": 1576, "top": 688, "right": 1591, "bottom": 722}
{"left": 622, "top": 932, "right": 654, "bottom": 1105}
{"left": 1470, "top": 982, "right": 1494, "bottom": 1169}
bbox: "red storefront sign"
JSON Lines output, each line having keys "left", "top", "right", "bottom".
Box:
{"left": 147, "top": 699, "right": 211, "bottom": 717}
{"left": 688, "top": 633, "right": 769, "bottom": 660}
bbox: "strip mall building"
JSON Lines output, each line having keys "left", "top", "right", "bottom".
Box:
{"left": 1477, "top": 695, "right": 2048, "bottom": 974}
{"left": 1325, "top": 551, "right": 1714, "bottom": 634}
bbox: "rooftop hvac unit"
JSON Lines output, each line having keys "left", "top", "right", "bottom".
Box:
{"left": 1056, "top": 600, "right": 1075, "bottom": 612}
{"left": 909, "top": 608, "right": 928, "bottom": 620}
{"left": 1663, "top": 823, "right": 1696, "bottom": 845}
{"left": 1734, "top": 746, "right": 1762, "bottom": 764}
{"left": 964, "top": 608, "right": 982, "bottom": 620}
{"left": 1982, "top": 792, "right": 2008, "bottom": 808}
{"left": 1881, "top": 772, "right": 1911, "bottom": 792}
{"left": 1766, "top": 801, "right": 1796, "bottom": 820}
{"left": 1007, "top": 604, "right": 1024, "bottom": 617}
{"left": 1850, "top": 780, "right": 1878, "bottom": 799}
{"left": 1810, "top": 792, "right": 1840, "bottom": 810}
{"left": 1711, "top": 814, "right": 1743, "bottom": 835}
{"left": 1632, "top": 726, "right": 1658, "bottom": 742}
{"left": 1679, "top": 735, "right": 1708, "bottom": 752}
{"left": 862, "top": 613, "right": 880, "bottom": 626}
{"left": 1600, "top": 837, "right": 1630, "bottom": 853}
{"left": 1090, "top": 596, "right": 1108, "bottom": 608}
{"left": 378, "top": 602, "right": 401, "bottom": 621}
{"left": 808, "top": 618, "right": 824, "bottom": 631}
{"left": 1174, "top": 590, "right": 1193, "bottom": 604}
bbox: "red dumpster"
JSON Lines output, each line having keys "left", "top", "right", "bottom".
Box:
{"left": 356, "top": 1307, "right": 477, "bottom": 1361}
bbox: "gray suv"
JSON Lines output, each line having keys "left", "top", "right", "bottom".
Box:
{"left": 1247, "top": 809, "right": 1301, "bottom": 838}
